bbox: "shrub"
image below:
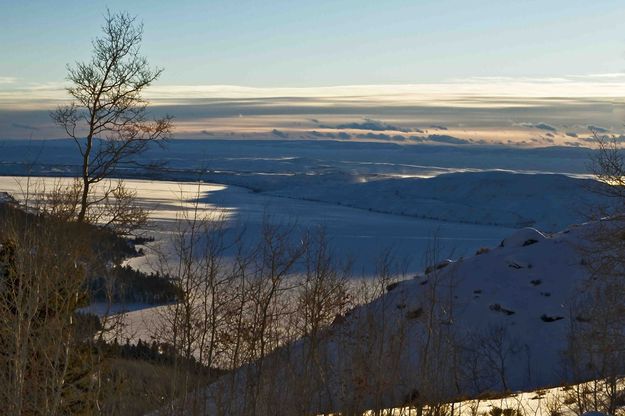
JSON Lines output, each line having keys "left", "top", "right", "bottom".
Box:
{"left": 476, "top": 247, "right": 491, "bottom": 255}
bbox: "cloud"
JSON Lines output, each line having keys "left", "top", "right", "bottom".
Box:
{"left": 565, "top": 132, "right": 578, "bottom": 138}
{"left": 199, "top": 130, "right": 214, "bottom": 136}
{"left": 148, "top": 75, "right": 625, "bottom": 101}
{"left": 310, "top": 131, "right": 419, "bottom": 142}
{"left": 308, "top": 130, "right": 326, "bottom": 138}
{"left": 427, "top": 134, "right": 470, "bottom": 145}
{"left": 11, "top": 123, "right": 38, "bottom": 131}
{"left": 7, "top": 74, "right": 625, "bottom": 111}
{"left": 520, "top": 122, "right": 557, "bottom": 132}
{"left": 588, "top": 124, "right": 610, "bottom": 133}
{"left": 335, "top": 118, "right": 410, "bottom": 132}
{"left": 580, "top": 134, "right": 625, "bottom": 143}
{"left": 568, "top": 73, "right": 625, "bottom": 80}
{"left": 308, "top": 130, "right": 351, "bottom": 140}
{"left": 609, "top": 135, "right": 625, "bottom": 143}
{"left": 355, "top": 132, "right": 406, "bottom": 141}
{"left": 604, "top": 134, "right": 625, "bottom": 143}
{"left": 429, "top": 125, "right": 448, "bottom": 130}
{"left": 534, "top": 123, "right": 557, "bottom": 132}
{"left": 271, "top": 129, "right": 289, "bottom": 138}
{"left": 3, "top": 82, "right": 623, "bottom": 145}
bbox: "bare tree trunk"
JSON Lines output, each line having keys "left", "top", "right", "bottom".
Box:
{"left": 77, "top": 135, "right": 92, "bottom": 223}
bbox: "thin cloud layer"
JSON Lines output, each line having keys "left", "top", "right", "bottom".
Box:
{"left": 335, "top": 118, "right": 410, "bottom": 132}
{"left": 519, "top": 122, "right": 558, "bottom": 132}
{"left": 588, "top": 125, "right": 610, "bottom": 133}
{"left": 3, "top": 73, "right": 625, "bottom": 110}
{"left": 1, "top": 75, "right": 625, "bottom": 147}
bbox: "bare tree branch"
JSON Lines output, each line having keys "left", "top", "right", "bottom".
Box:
{"left": 51, "top": 10, "right": 173, "bottom": 231}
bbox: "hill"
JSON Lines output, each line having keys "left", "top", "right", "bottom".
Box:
{"left": 269, "top": 171, "right": 611, "bottom": 231}
{"left": 193, "top": 220, "right": 613, "bottom": 415}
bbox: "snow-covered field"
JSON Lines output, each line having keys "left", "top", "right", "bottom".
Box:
{"left": 0, "top": 139, "right": 609, "bottom": 234}
{"left": 265, "top": 171, "right": 609, "bottom": 231}
{"left": 0, "top": 139, "right": 596, "bottom": 180}
{"left": 0, "top": 175, "right": 515, "bottom": 275}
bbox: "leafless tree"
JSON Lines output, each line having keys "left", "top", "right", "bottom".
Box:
{"left": 0, "top": 204, "right": 98, "bottom": 415}
{"left": 475, "top": 325, "right": 519, "bottom": 392}
{"left": 559, "top": 131, "right": 625, "bottom": 415}
{"left": 591, "top": 133, "right": 625, "bottom": 201}
{"left": 51, "top": 10, "right": 172, "bottom": 229}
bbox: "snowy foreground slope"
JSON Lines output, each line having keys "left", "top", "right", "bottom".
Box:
{"left": 190, "top": 221, "right": 601, "bottom": 415}
{"left": 368, "top": 381, "right": 615, "bottom": 416}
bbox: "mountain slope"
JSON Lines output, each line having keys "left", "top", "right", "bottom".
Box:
{"left": 196, "top": 221, "right": 603, "bottom": 415}
{"left": 269, "top": 171, "right": 611, "bottom": 231}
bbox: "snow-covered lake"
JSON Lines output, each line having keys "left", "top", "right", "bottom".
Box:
{"left": 0, "top": 175, "right": 513, "bottom": 275}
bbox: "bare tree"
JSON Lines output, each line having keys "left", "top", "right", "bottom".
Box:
{"left": 475, "top": 324, "right": 520, "bottom": 392}
{"left": 591, "top": 133, "right": 625, "bottom": 200}
{"left": 51, "top": 10, "right": 172, "bottom": 228}
{"left": 0, "top": 203, "right": 97, "bottom": 415}
{"left": 559, "top": 131, "right": 625, "bottom": 414}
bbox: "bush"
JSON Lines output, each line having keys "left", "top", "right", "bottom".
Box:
{"left": 476, "top": 247, "right": 491, "bottom": 255}
{"left": 489, "top": 407, "right": 522, "bottom": 416}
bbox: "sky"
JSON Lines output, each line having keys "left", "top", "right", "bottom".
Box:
{"left": 4, "top": 0, "right": 625, "bottom": 87}
{"left": 2, "top": 0, "right": 625, "bottom": 142}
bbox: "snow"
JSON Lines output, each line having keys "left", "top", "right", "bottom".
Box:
{"left": 195, "top": 220, "right": 602, "bottom": 413}
{"left": 500, "top": 228, "right": 546, "bottom": 248}
{"left": 0, "top": 140, "right": 597, "bottom": 179}
{"left": 357, "top": 382, "right": 617, "bottom": 416}
{"left": 267, "top": 171, "right": 611, "bottom": 231}
{"left": 0, "top": 175, "right": 513, "bottom": 275}
{"left": 0, "top": 140, "right": 612, "bottom": 238}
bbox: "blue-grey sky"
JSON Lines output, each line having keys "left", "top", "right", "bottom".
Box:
{"left": 2, "top": 0, "right": 625, "bottom": 88}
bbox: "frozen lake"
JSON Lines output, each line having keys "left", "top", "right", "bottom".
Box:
{"left": 0, "top": 175, "right": 513, "bottom": 275}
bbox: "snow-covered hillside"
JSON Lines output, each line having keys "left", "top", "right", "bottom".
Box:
{"left": 0, "top": 138, "right": 610, "bottom": 231}
{"left": 269, "top": 171, "right": 611, "bottom": 231}
{"left": 194, "top": 221, "right": 603, "bottom": 415}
